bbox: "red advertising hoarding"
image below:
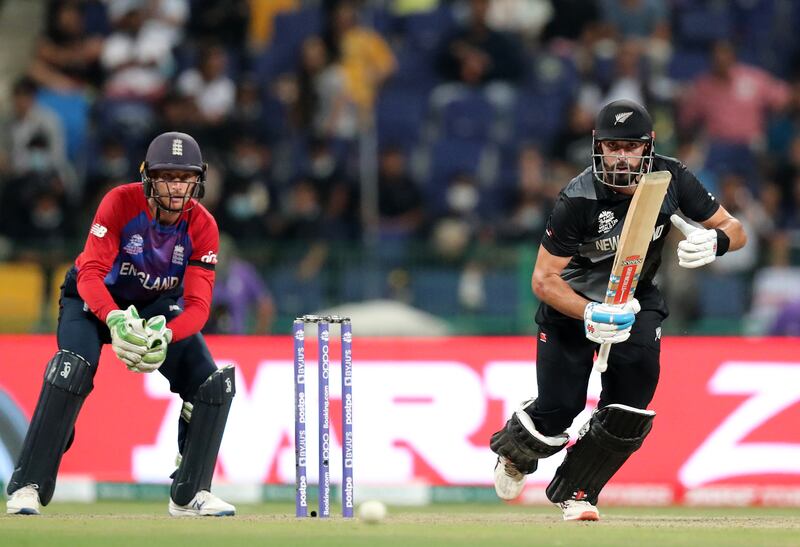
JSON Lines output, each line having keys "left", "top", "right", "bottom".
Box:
{"left": 1, "top": 335, "right": 799, "bottom": 505}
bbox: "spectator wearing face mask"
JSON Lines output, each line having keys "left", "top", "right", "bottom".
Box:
{"left": 430, "top": 173, "right": 485, "bottom": 261}
{"left": 497, "top": 144, "right": 554, "bottom": 242}
{"left": 278, "top": 177, "right": 331, "bottom": 281}
{"left": 304, "top": 138, "right": 360, "bottom": 240}
{"left": 84, "top": 137, "right": 132, "bottom": 207}
{"left": 218, "top": 135, "right": 276, "bottom": 239}
{"left": 1, "top": 77, "right": 67, "bottom": 179}
{"left": 377, "top": 146, "right": 425, "bottom": 239}
{"left": 0, "top": 133, "right": 74, "bottom": 247}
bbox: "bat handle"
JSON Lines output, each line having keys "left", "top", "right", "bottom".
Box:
{"left": 594, "top": 343, "right": 611, "bottom": 373}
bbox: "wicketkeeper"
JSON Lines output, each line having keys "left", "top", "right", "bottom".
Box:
{"left": 6, "top": 132, "right": 236, "bottom": 517}
{"left": 490, "top": 99, "right": 747, "bottom": 521}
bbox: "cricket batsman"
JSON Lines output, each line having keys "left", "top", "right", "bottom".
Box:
{"left": 489, "top": 99, "right": 747, "bottom": 520}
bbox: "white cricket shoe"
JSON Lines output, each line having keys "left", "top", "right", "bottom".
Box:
{"left": 558, "top": 499, "right": 599, "bottom": 521}
{"left": 493, "top": 457, "right": 526, "bottom": 501}
{"left": 6, "top": 484, "right": 41, "bottom": 515}
{"left": 168, "top": 490, "right": 235, "bottom": 517}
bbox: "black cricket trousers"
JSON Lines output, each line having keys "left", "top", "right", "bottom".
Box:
{"left": 529, "top": 310, "right": 664, "bottom": 436}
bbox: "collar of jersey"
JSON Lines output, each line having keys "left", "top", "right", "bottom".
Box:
{"left": 595, "top": 178, "right": 633, "bottom": 202}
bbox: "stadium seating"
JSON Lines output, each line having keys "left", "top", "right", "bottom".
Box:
{"left": 254, "top": 7, "right": 323, "bottom": 85}
{"left": 482, "top": 271, "right": 519, "bottom": 316}
{"left": 396, "top": 6, "right": 456, "bottom": 52}
{"left": 376, "top": 83, "right": 430, "bottom": 149}
{"left": 667, "top": 48, "right": 710, "bottom": 82}
{"left": 268, "top": 265, "right": 325, "bottom": 318}
{"left": 423, "top": 138, "right": 494, "bottom": 215}
{"left": 674, "top": 4, "right": 732, "bottom": 46}
{"left": 697, "top": 272, "right": 748, "bottom": 318}
{"left": 410, "top": 269, "right": 460, "bottom": 315}
{"left": 36, "top": 89, "right": 90, "bottom": 163}
{"left": 434, "top": 88, "right": 498, "bottom": 142}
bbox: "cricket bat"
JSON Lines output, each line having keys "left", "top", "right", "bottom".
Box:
{"left": 593, "top": 171, "right": 672, "bottom": 373}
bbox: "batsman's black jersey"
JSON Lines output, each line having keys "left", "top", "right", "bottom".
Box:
{"left": 536, "top": 154, "right": 719, "bottom": 324}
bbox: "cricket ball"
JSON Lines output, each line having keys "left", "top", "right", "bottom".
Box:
{"left": 358, "top": 500, "right": 387, "bottom": 524}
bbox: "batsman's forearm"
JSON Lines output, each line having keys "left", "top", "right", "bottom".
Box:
{"left": 716, "top": 217, "right": 747, "bottom": 252}
{"left": 532, "top": 273, "right": 590, "bottom": 320}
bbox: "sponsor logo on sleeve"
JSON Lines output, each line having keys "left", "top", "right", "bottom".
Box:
{"left": 90, "top": 223, "right": 107, "bottom": 238}
{"left": 200, "top": 251, "right": 218, "bottom": 264}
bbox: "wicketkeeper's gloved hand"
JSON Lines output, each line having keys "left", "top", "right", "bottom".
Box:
{"left": 134, "top": 315, "right": 172, "bottom": 373}
{"left": 106, "top": 305, "right": 148, "bottom": 368}
{"left": 671, "top": 214, "right": 717, "bottom": 269}
{"left": 583, "top": 298, "right": 641, "bottom": 344}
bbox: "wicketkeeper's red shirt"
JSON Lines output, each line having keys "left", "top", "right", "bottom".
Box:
{"left": 75, "top": 183, "right": 219, "bottom": 342}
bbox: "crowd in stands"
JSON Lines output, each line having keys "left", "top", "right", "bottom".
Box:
{"left": 2, "top": 0, "right": 800, "bottom": 333}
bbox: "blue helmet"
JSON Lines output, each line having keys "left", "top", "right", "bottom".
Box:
{"left": 141, "top": 131, "right": 207, "bottom": 210}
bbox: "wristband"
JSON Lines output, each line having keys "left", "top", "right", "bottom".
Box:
{"left": 714, "top": 228, "right": 730, "bottom": 256}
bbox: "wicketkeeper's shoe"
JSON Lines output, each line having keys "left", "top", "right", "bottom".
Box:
{"left": 168, "top": 490, "right": 236, "bottom": 517}
{"left": 6, "top": 484, "right": 41, "bottom": 515}
{"left": 558, "top": 499, "right": 599, "bottom": 521}
{"left": 493, "top": 456, "right": 526, "bottom": 501}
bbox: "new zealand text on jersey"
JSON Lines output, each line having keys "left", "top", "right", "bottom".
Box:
{"left": 595, "top": 223, "right": 665, "bottom": 252}
{"left": 119, "top": 262, "right": 180, "bottom": 291}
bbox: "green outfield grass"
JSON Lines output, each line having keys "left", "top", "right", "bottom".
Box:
{"left": 2, "top": 502, "right": 799, "bottom": 547}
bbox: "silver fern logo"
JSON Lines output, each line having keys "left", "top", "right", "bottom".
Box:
{"left": 614, "top": 111, "right": 634, "bottom": 125}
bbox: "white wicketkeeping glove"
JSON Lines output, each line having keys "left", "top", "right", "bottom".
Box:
{"left": 670, "top": 214, "right": 717, "bottom": 269}
{"left": 106, "top": 305, "right": 149, "bottom": 369}
{"left": 583, "top": 298, "right": 641, "bottom": 345}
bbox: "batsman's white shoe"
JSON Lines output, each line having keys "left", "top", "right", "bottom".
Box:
{"left": 168, "top": 490, "right": 235, "bottom": 517}
{"left": 558, "top": 499, "right": 599, "bottom": 521}
{"left": 6, "top": 484, "right": 41, "bottom": 515}
{"left": 493, "top": 457, "right": 526, "bottom": 501}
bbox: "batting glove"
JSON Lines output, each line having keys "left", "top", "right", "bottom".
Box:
{"left": 583, "top": 298, "right": 641, "bottom": 345}
{"left": 671, "top": 215, "right": 717, "bottom": 269}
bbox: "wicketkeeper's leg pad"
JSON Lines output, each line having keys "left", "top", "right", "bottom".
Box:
{"left": 7, "top": 350, "right": 94, "bottom": 505}
{"left": 546, "top": 403, "right": 655, "bottom": 504}
{"left": 490, "top": 400, "right": 569, "bottom": 474}
{"left": 170, "top": 365, "right": 235, "bottom": 505}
